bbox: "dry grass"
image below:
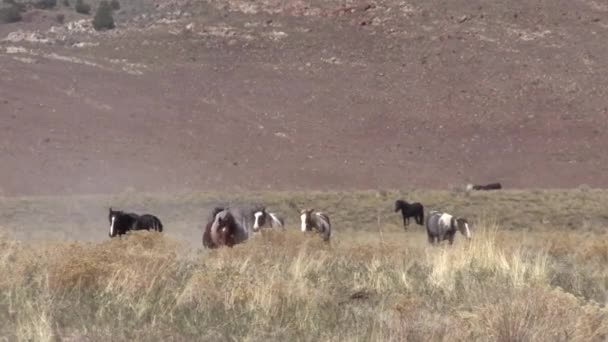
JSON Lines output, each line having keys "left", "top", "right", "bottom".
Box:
{"left": 0, "top": 190, "right": 607, "bottom": 340}
{"left": 1, "top": 215, "right": 607, "bottom": 341}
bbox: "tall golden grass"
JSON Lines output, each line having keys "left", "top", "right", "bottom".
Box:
{"left": 1, "top": 219, "right": 606, "bottom": 341}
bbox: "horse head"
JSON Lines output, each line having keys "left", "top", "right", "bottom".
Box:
{"left": 211, "top": 210, "right": 237, "bottom": 247}
{"left": 454, "top": 217, "right": 471, "bottom": 240}
{"left": 300, "top": 208, "right": 315, "bottom": 232}
{"left": 252, "top": 206, "right": 267, "bottom": 232}
{"left": 394, "top": 200, "right": 405, "bottom": 212}
{"left": 108, "top": 207, "right": 120, "bottom": 238}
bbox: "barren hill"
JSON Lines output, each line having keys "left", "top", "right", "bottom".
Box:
{"left": 1, "top": 0, "right": 607, "bottom": 195}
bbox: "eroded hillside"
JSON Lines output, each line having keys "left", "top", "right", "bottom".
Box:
{"left": 1, "top": 0, "right": 607, "bottom": 195}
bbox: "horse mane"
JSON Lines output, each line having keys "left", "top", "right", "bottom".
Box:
{"left": 269, "top": 212, "right": 284, "bottom": 227}
{"left": 202, "top": 220, "right": 215, "bottom": 248}
{"left": 203, "top": 209, "right": 239, "bottom": 248}
{"left": 205, "top": 206, "right": 225, "bottom": 226}
{"left": 215, "top": 210, "right": 238, "bottom": 247}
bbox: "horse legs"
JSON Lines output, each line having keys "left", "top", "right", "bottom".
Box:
{"left": 416, "top": 213, "right": 423, "bottom": 225}
{"left": 447, "top": 233, "right": 455, "bottom": 245}
{"left": 402, "top": 214, "right": 409, "bottom": 228}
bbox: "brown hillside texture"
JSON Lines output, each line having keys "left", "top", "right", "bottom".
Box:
{"left": 1, "top": 0, "right": 607, "bottom": 195}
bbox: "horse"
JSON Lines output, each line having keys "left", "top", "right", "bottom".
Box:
{"left": 394, "top": 199, "right": 424, "bottom": 228}
{"left": 425, "top": 210, "right": 471, "bottom": 245}
{"left": 466, "top": 182, "right": 502, "bottom": 191}
{"left": 203, "top": 206, "right": 227, "bottom": 248}
{"left": 300, "top": 208, "right": 331, "bottom": 241}
{"left": 202, "top": 204, "right": 263, "bottom": 248}
{"left": 253, "top": 208, "right": 285, "bottom": 231}
{"left": 108, "top": 208, "right": 163, "bottom": 238}
{"left": 203, "top": 209, "right": 239, "bottom": 248}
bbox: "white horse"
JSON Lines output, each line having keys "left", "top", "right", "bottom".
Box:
{"left": 253, "top": 208, "right": 285, "bottom": 231}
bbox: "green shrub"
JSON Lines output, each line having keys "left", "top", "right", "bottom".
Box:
{"left": 0, "top": 5, "right": 21, "bottom": 23}
{"left": 92, "top": 0, "right": 114, "bottom": 31}
{"left": 109, "top": 0, "right": 119, "bottom": 10}
{"left": 75, "top": 0, "right": 90, "bottom": 14}
{"left": 2, "top": 0, "right": 25, "bottom": 12}
{"left": 34, "top": 0, "right": 57, "bottom": 9}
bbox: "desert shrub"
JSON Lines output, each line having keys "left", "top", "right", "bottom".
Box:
{"left": 0, "top": 5, "right": 21, "bottom": 23}
{"left": 62, "top": 0, "right": 69, "bottom": 6}
{"left": 34, "top": 0, "right": 57, "bottom": 9}
{"left": 110, "top": 0, "right": 119, "bottom": 10}
{"left": 55, "top": 13, "right": 64, "bottom": 23}
{"left": 75, "top": 0, "right": 90, "bottom": 14}
{"left": 92, "top": 0, "right": 114, "bottom": 30}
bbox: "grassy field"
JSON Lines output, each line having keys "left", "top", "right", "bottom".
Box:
{"left": 0, "top": 190, "right": 607, "bottom": 341}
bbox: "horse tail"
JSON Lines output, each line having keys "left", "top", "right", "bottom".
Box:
{"left": 156, "top": 217, "right": 163, "bottom": 232}
{"left": 418, "top": 205, "right": 424, "bottom": 225}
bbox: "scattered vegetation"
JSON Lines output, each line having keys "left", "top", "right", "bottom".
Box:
{"left": 0, "top": 223, "right": 606, "bottom": 340}
{"left": 0, "top": 5, "right": 21, "bottom": 23}
{"left": 34, "top": 0, "right": 57, "bottom": 9}
{"left": 92, "top": 0, "right": 114, "bottom": 30}
{"left": 74, "top": 0, "right": 89, "bottom": 14}
{"left": 62, "top": 0, "right": 69, "bottom": 6}
{"left": 55, "top": 12, "right": 64, "bottom": 23}
{"left": 110, "top": 0, "right": 119, "bottom": 11}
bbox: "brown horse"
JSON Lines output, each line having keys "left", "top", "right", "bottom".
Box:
{"left": 202, "top": 209, "right": 239, "bottom": 248}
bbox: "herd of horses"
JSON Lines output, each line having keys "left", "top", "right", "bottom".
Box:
{"left": 107, "top": 182, "right": 503, "bottom": 247}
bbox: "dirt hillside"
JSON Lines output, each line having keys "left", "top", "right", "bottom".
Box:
{"left": 1, "top": 0, "right": 607, "bottom": 195}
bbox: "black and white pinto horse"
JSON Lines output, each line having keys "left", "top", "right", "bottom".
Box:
{"left": 425, "top": 210, "right": 471, "bottom": 245}
{"left": 108, "top": 208, "right": 163, "bottom": 238}
{"left": 253, "top": 208, "right": 285, "bottom": 231}
{"left": 394, "top": 199, "right": 424, "bottom": 228}
{"left": 466, "top": 182, "right": 502, "bottom": 191}
{"left": 202, "top": 204, "right": 270, "bottom": 248}
{"left": 300, "top": 208, "right": 331, "bottom": 242}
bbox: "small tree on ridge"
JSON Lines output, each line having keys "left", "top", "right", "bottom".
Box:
{"left": 93, "top": 0, "right": 114, "bottom": 31}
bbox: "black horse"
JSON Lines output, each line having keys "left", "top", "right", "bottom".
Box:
{"left": 467, "top": 182, "right": 502, "bottom": 191}
{"left": 108, "top": 208, "right": 163, "bottom": 238}
{"left": 394, "top": 200, "right": 424, "bottom": 228}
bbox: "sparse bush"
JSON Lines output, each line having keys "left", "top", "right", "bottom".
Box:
{"left": 578, "top": 184, "right": 591, "bottom": 192}
{"left": 55, "top": 13, "right": 64, "bottom": 23}
{"left": 0, "top": 5, "right": 21, "bottom": 23}
{"left": 63, "top": 0, "right": 70, "bottom": 6}
{"left": 2, "top": 0, "right": 23, "bottom": 8}
{"left": 34, "top": 0, "right": 57, "bottom": 9}
{"left": 92, "top": 0, "right": 114, "bottom": 31}
{"left": 110, "top": 0, "right": 119, "bottom": 10}
{"left": 75, "top": 0, "right": 90, "bottom": 14}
